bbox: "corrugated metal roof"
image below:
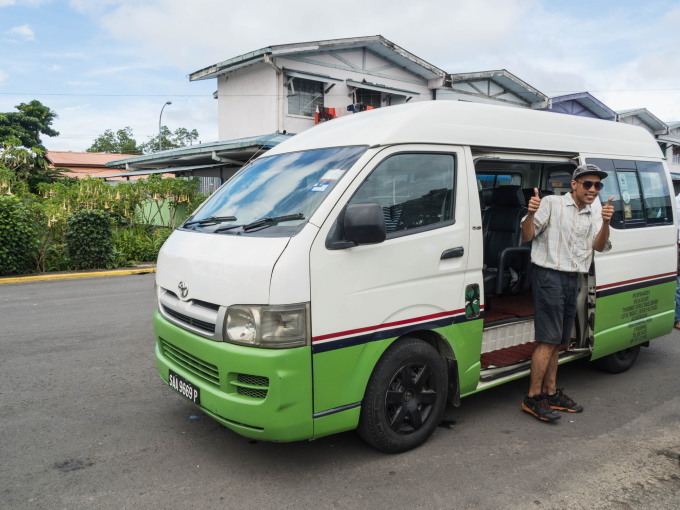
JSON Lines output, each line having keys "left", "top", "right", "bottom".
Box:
{"left": 346, "top": 79, "right": 421, "bottom": 96}
{"left": 447, "top": 69, "right": 548, "bottom": 106}
{"left": 617, "top": 108, "right": 668, "bottom": 133}
{"left": 47, "top": 151, "right": 138, "bottom": 167}
{"left": 548, "top": 92, "right": 617, "bottom": 120}
{"left": 98, "top": 163, "right": 226, "bottom": 179}
{"left": 283, "top": 68, "right": 344, "bottom": 84}
{"left": 190, "top": 35, "right": 446, "bottom": 82}
{"left": 106, "top": 133, "right": 293, "bottom": 169}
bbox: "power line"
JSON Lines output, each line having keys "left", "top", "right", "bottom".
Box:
{"left": 0, "top": 92, "right": 212, "bottom": 97}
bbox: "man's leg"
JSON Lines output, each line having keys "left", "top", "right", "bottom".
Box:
{"left": 523, "top": 342, "right": 561, "bottom": 422}
{"left": 528, "top": 342, "right": 558, "bottom": 397}
{"left": 541, "top": 345, "right": 560, "bottom": 396}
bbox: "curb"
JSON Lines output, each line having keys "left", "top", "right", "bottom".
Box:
{"left": 0, "top": 267, "right": 156, "bottom": 285}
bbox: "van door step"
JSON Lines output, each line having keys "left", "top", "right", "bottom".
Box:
{"left": 481, "top": 342, "right": 567, "bottom": 369}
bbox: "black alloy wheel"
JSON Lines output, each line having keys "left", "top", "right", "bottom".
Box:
{"left": 358, "top": 337, "right": 448, "bottom": 453}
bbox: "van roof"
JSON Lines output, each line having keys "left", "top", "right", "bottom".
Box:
{"left": 266, "top": 101, "right": 662, "bottom": 160}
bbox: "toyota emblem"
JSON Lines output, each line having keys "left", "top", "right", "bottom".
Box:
{"left": 178, "top": 281, "right": 188, "bottom": 299}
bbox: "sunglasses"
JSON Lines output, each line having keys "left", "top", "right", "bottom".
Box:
{"left": 578, "top": 180, "right": 604, "bottom": 191}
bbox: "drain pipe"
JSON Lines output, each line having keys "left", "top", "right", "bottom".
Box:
{"left": 264, "top": 53, "right": 284, "bottom": 133}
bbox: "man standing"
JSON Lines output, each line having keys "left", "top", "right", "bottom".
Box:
{"left": 520, "top": 164, "right": 615, "bottom": 422}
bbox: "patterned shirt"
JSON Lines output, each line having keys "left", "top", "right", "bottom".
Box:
{"left": 522, "top": 192, "right": 611, "bottom": 273}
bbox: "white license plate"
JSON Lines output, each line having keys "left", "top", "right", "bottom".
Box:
{"left": 168, "top": 370, "right": 200, "bottom": 405}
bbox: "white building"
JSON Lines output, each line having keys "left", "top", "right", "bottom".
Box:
{"left": 189, "top": 36, "right": 553, "bottom": 141}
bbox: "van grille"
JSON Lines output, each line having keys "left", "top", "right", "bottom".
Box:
{"left": 162, "top": 306, "right": 216, "bottom": 333}
{"left": 160, "top": 339, "right": 220, "bottom": 387}
{"left": 232, "top": 373, "right": 269, "bottom": 399}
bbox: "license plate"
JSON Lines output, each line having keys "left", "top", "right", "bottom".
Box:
{"left": 168, "top": 370, "right": 200, "bottom": 405}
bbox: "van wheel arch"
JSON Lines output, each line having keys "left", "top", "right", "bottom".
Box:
{"left": 358, "top": 335, "right": 449, "bottom": 453}
{"left": 593, "top": 345, "right": 641, "bottom": 374}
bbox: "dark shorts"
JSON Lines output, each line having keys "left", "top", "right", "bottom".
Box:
{"left": 532, "top": 264, "right": 580, "bottom": 345}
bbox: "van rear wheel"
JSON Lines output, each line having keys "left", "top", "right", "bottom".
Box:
{"left": 358, "top": 337, "right": 447, "bottom": 453}
{"left": 593, "top": 345, "right": 641, "bottom": 374}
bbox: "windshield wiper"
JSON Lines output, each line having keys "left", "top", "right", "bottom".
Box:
{"left": 183, "top": 215, "right": 237, "bottom": 227}
{"left": 241, "top": 213, "right": 305, "bottom": 232}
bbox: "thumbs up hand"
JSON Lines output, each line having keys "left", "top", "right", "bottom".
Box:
{"left": 527, "top": 187, "right": 541, "bottom": 214}
{"left": 601, "top": 196, "right": 615, "bottom": 223}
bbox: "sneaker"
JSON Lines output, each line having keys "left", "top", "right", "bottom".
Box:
{"left": 547, "top": 388, "right": 583, "bottom": 413}
{"left": 522, "top": 394, "right": 561, "bottom": 422}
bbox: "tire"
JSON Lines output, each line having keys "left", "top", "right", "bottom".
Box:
{"left": 593, "top": 345, "right": 641, "bottom": 374}
{"left": 358, "top": 337, "right": 448, "bottom": 453}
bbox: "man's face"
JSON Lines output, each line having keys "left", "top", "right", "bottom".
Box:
{"left": 571, "top": 175, "right": 603, "bottom": 208}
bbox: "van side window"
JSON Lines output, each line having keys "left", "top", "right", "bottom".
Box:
{"left": 587, "top": 158, "right": 673, "bottom": 229}
{"left": 476, "top": 173, "right": 521, "bottom": 189}
{"left": 349, "top": 153, "right": 455, "bottom": 235}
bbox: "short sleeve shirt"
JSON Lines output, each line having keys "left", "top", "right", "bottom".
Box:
{"left": 523, "top": 192, "right": 611, "bottom": 273}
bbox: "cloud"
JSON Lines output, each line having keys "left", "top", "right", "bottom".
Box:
{"left": 5, "top": 24, "right": 36, "bottom": 42}
{"left": 47, "top": 64, "right": 62, "bottom": 71}
{"left": 0, "top": 69, "right": 8, "bottom": 84}
{"left": 68, "top": 0, "right": 540, "bottom": 71}
{"left": 66, "top": 80, "right": 101, "bottom": 87}
{"left": 1, "top": 0, "right": 50, "bottom": 6}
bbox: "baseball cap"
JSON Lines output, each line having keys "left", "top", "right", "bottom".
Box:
{"left": 572, "top": 164, "right": 607, "bottom": 180}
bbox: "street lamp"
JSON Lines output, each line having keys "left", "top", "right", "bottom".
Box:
{"left": 158, "top": 101, "right": 172, "bottom": 151}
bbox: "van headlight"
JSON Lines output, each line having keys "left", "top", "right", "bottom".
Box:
{"left": 225, "top": 303, "right": 310, "bottom": 348}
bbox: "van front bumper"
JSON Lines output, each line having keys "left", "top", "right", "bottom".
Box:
{"left": 154, "top": 311, "right": 313, "bottom": 442}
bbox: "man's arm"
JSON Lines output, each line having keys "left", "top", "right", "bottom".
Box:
{"left": 594, "top": 196, "right": 614, "bottom": 252}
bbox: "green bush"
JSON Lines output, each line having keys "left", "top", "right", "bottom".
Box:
{"left": 113, "top": 225, "right": 173, "bottom": 262}
{"left": 0, "top": 195, "right": 38, "bottom": 275}
{"left": 64, "top": 209, "right": 114, "bottom": 269}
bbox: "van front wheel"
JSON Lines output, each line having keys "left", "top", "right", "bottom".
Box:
{"left": 358, "top": 337, "right": 447, "bottom": 453}
{"left": 593, "top": 345, "right": 641, "bottom": 374}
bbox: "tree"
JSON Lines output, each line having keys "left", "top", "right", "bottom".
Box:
{"left": 141, "top": 126, "right": 200, "bottom": 153}
{"left": 87, "top": 126, "right": 142, "bottom": 154}
{"left": 0, "top": 100, "right": 59, "bottom": 150}
{"left": 0, "top": 101, "right": 63, "bottom": 192}
{"left": 0, "top": 143, "right": 65, "bottom": 193}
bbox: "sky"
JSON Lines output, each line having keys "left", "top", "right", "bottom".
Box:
{"left": 1, "top": 0, "right": 680, "bottom": 152}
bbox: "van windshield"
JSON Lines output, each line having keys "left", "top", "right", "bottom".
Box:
{"left": 183, "top": 145, "right": 367, "bottom": 235}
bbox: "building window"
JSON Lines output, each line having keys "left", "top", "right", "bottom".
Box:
{"left": 287, "top": 78, "right": 323, "bottom": 117}
{"left": 356, "top": 88, "right": 382, "bottom": 109}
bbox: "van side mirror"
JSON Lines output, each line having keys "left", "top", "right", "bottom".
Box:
{"left": 326, "top": 202, "right": 387, "bottom": 250}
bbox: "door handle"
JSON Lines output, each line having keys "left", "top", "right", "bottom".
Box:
{"left": 441, "top": 247, "right": 464, "bottom": 259}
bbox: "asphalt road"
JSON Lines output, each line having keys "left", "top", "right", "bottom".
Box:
{"left": 1, "top": 274, "right": 678, "bottom": 510}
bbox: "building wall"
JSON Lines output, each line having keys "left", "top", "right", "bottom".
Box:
{"left": 217, "top": 63, "right": 279, "bottom": 140}
{"left": 550, "top": 100, "right": 600, "bottom": 119}
{"left": 216, "top": 49, "right": 434, "bottom": 139}
{"left": 435, "top": 87, "right": 529, "bottom": 107}
{"left": 437, "top": 79, "right": 533, "bottom": 108}
{"left": 618, "top": 115, "right": 655, "bottom": 135}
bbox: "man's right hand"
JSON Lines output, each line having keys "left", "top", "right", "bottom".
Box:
{"left": 527, "top": 187, "right": 541, "bottom": 214}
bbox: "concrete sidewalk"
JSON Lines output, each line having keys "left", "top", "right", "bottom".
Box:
{"left": 0, "top": 263, "right": 156, "bottom": 284}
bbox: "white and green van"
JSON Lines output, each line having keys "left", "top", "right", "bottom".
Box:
{"left": 154, "top": 101, "right": 676, "bottom": 452}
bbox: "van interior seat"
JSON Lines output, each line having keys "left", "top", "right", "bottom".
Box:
{"left": 394, "top": 188, "right": 452, "bottom": 231}
{"left": 521, "top": 188, "right": 554, "bottom": 205}
{"left": 483, "top": 185, "right": 531, "bottom": 296}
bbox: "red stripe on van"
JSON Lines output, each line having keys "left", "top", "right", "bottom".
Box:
{"left": 596, "top": 271, "right": 676, "bottom": 291}
{"left": 312, "top": 308, "right": 467, "bottom": 343}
